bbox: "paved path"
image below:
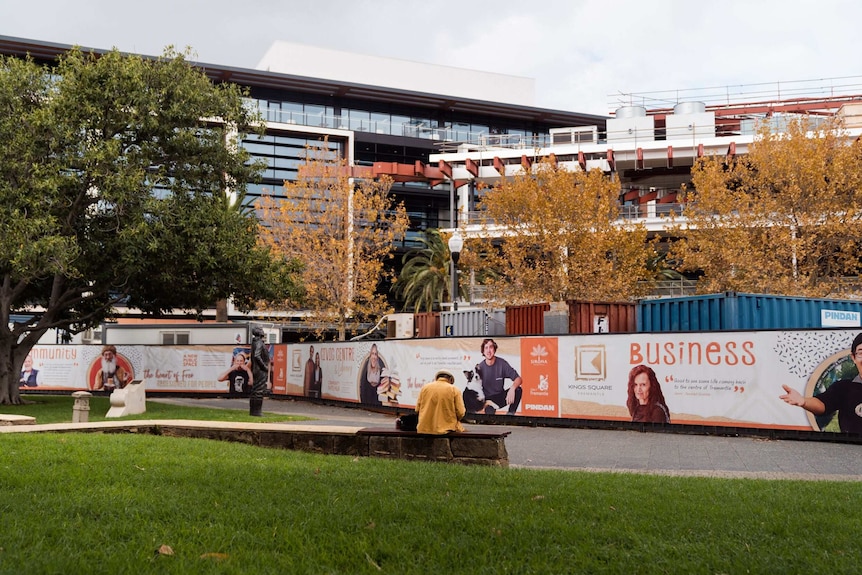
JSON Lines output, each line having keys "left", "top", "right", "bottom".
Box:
{"left": 152, "top": 397, "right": 862, "bottom": 481}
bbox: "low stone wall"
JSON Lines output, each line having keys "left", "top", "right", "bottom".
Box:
{"left": 358, "top": 428, "right": 509, "bottom": 467}
{"left": 0, "top": 420, "right": 510, "bottom": 467}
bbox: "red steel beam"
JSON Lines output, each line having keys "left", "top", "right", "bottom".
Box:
{"left": 465, "top": 157, "right": 479, "bottom": 177}
{"left": 493, "top": 156, "right": 506, "bottom": 175}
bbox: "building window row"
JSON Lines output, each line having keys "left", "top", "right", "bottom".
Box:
{"left": 247, "top": 97, "right": 545, "bottom": 146}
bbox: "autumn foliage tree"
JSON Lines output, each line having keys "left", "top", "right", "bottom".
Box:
{"left": 462, "top": 162, "right": 657, "bottom": 305}
{"left": 672, "top": 116, "right": 862, "bottom": 296}
{"left": 257, "top": 152, "right": 409, "bottom": 340}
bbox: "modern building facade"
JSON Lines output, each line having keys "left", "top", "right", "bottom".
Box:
{"left": 6, "top": 35, "right": 862, "bottom": 335}
{"left": 0, "top": 35, "right": 605, "bottom": 331}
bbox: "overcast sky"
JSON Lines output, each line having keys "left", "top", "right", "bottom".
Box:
{"left": 3, "top": 0, "right": 861, "bottom": 116}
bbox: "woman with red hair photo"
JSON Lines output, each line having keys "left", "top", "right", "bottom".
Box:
{"left": 626, "top": 365, "right": 671, "bottom": 424}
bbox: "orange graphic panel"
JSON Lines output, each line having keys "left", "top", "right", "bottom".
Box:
{"left": 271, "top": 344, "right": 288, "bottom": 395}
{"left": 519, "top": 338, "right": 559, "bottom": 417}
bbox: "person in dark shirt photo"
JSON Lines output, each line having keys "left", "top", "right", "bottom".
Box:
{"left": 781, "top": 332, "right": 862, "bottom": 434}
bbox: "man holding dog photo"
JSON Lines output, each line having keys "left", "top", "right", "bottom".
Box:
{"left": 474, "top": 338, "right": 522, "bottom": 416}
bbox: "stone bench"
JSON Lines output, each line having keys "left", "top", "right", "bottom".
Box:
{"left": 356, "top": 427, "right": 510, "bottom": 467}
{"left": 0, "top": 414, "right": 36, "bottom": 425}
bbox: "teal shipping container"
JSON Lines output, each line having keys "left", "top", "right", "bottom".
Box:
{"left": 637, "top": 292, "right": 862, "bottom": 332}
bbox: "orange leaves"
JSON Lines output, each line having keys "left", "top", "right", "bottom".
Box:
{"left": 256, "top": 148, "right": 409, "bottom": 338}
{"left": 678, "top": 116, "right": 862, "bottom": 296}
{"left": 471, "top": 163, "right": 654, "bottom": 304}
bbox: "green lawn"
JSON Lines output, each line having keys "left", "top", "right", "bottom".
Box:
{"left": 2, "top": 394, "right": 308, "bottom": 424}
{"left": 1, "top": 396, "right": 861, "bottom": 574}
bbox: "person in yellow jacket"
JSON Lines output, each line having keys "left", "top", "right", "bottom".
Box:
{"left": 415, "top": 370, "right": 466, "bottom": 434}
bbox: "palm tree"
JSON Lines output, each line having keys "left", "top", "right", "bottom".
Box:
{"left": 647, "top": 251, "right": 685, "bottom": 281}
{"left": 393, "top": 229, "right": 457, "bottom": 312}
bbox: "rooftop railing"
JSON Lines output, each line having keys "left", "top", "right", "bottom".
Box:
{"left": 460, "top": 204, "right": 683, "bottom": 227}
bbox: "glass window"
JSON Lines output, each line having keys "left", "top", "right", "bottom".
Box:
{"left": 304, "top": 104, "right": 332, "bottom": 127}
{"left": 370, "top": 112, "right": 391, "bottom": 135}
{"left": 280, "top": 101, "right": 303, "bottom": 124}
{"left": 391, "top": 114, "right": 410, "bottom": 137}
{"left": 348, "top": 109, "right": 371, "bottom": 132}
{"left": 453, "top": 122, "right": 471, "bottom": 142}
{"left": 161, "top": 332, "right": 189, "bottom": 345}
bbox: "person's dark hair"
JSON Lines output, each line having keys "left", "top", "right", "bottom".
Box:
{"left": 852, "top": 333, "right": 862, "bottom": 356}
{"left": 626, "top": 364, "right": 669, "bottom": 418}
{"left": 480, "top": 338, "right": 498, "bottom": 353}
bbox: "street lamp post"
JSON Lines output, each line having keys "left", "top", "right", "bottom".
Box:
{"left": 448, "top": 231, "right": 463, "bottom": 311}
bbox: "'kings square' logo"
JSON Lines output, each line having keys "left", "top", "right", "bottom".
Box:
{"left": 575, "top": 345, "right": 607, "bottom": 381}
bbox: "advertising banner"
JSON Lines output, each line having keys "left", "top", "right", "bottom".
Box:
{"left": 281, "top": 330, "right": 860, "bottom": 433}
{"left": 17, "top": 329, "right": 862, "bottom": 433}
{"left": 22, "top": 345, "right": 244, "bottom": 393}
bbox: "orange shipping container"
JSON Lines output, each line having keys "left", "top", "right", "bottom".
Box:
{"left": 567, "top": 301, "right": 636, "bottom": 333}
{"left": 413, "top": 312, "right": 440, "bottom": 338}
{"left": 505, "top": 303, "right": 550, "bottom": 335}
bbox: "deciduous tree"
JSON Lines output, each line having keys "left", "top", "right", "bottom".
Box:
{"left": 0, "top": 48, "right": 299, "bottom": 404}
{"left": 462, "top": 162, "right": 656, "bottom": 305}
{"left": 672, "top": 116, "right": 862, "bottom": 296}
{"left": 257, "top": 152, "right": 409, "bottom": 340}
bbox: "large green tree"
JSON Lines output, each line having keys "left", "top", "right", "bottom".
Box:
{"left": 0, "top": 48, "right": 300, "bottom": 404}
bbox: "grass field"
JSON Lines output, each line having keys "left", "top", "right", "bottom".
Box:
{"left": 1, "top": 394, "right": 308, "bottom": 425}
{"left": 1, "top": 396, "right": 861, "bottom": 574}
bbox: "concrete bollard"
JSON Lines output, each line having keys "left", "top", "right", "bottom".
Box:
{"left": 72, "top": 391, "right": 93, "bottom": 423}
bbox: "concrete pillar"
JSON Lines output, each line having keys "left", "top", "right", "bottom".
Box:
{"left": 72, "top": 391, "right": 92, "bottom": 423}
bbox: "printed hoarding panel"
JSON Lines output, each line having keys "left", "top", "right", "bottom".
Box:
{"left": 21, "top": 345, "right": 244, "bottom": 393}
{"left": 17, "top": 329, "right": 862, "bottom": 434}
{"left": 282, "top": 330, "right": 860, "bottom": 433}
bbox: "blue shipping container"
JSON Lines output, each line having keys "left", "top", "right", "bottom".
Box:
{"left": 637, "top": 292, "right": 862, "bottom": 332}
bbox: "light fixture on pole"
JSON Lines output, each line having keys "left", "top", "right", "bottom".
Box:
{"left": 447, "top": 231, "right": 463, "bottom": 311}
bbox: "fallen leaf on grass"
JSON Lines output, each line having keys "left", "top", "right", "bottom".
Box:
{"left": 155, "top": 545, "right": 174, "bottom": 557}
{"left": 201, "top": 552, "right": 230, "bottom": 561}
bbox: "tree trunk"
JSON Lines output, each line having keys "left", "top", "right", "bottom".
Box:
{"left": 215, "top": 298, "right": 229, "bottom": 322}
{"left": 0, "top": 337, "right": 23, "bottom": 405}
